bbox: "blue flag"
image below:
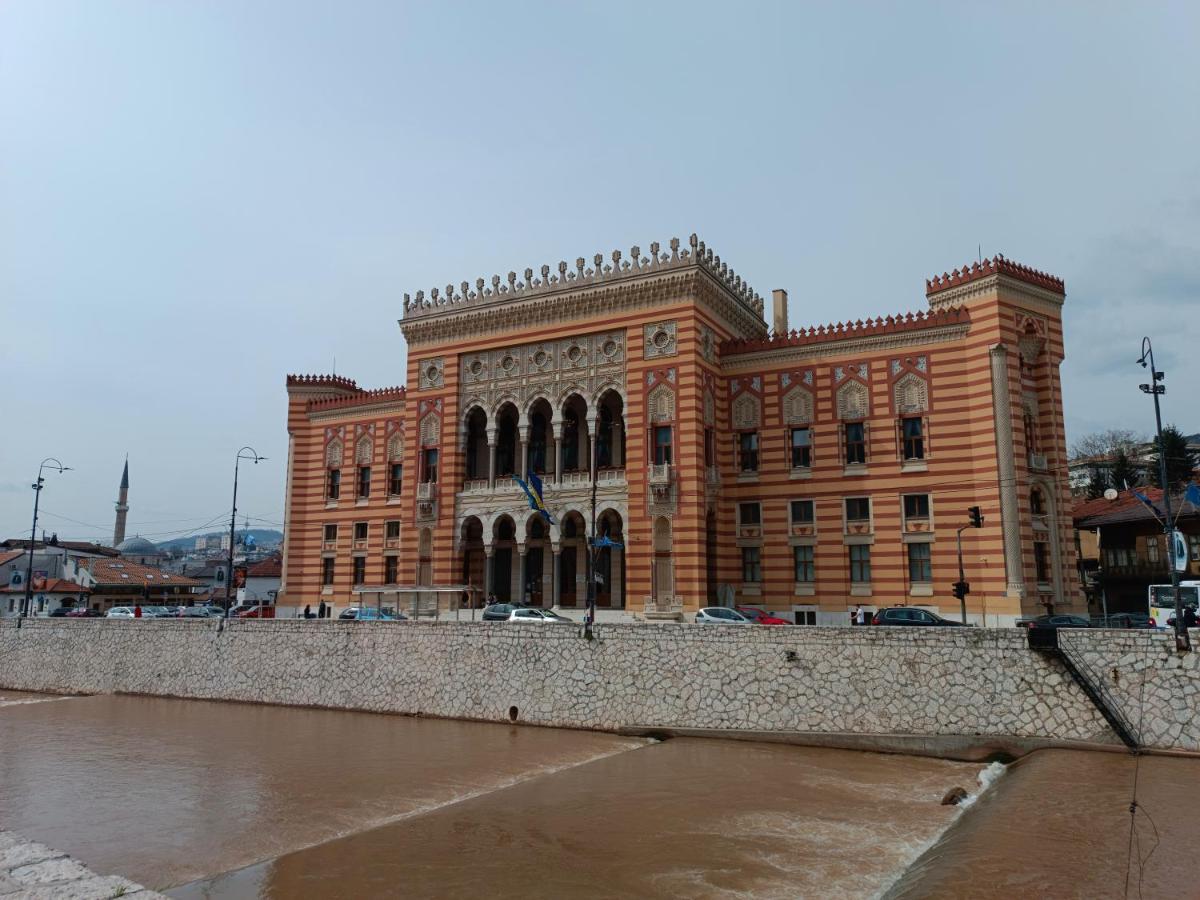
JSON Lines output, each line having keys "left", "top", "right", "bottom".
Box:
{"left": 515, "top": 472, "right": 555, "bottom": 525}
{"left": 593, "top": 534, "right": 624, "bottom": 549}
{"left": 1186, "top": 483, "right": 1200, "bottom": 509}
{"left": 1132, "top": 489, "right": 1164, "bottom": 519}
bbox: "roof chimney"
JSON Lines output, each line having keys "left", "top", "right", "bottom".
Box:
{"left": 772, "top": 289, "right": 789, "bottom": 335}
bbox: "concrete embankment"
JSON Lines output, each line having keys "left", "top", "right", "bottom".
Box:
{"left": 1, "top": 619, "right": 1197, "bottom": 752}
{"left": 0, "top": 830, "right": 165, "bottom": 898}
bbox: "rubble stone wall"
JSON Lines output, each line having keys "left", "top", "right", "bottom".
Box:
{"left": 1, "top": 620, "right": 1195, "bottom": 751}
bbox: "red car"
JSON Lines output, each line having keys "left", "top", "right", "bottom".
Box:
{"left": 736, "top": 606, "right": 791, "bottom": 626}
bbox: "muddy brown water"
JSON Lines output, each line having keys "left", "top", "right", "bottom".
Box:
{"left": 1, "top": 693, "right": 1196, "bottom": 898}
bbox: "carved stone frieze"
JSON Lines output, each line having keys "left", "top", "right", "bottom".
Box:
{"left": 418, "top": 358, "right": 445, "bottom": 390}
{"left": 643, "top": 321, "right": 678, "bottom": 359}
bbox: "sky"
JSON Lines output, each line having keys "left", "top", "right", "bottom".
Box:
{"left": 2, "top": 1, "right": 1198, "bottom": 542}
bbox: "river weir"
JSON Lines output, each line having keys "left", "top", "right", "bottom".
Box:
{"left": 3, "top": 691, "right": 1196, "bottom": 898}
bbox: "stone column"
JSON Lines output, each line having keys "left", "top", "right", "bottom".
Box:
{"left": 516, "top": 545, "right": 526, "bottom": 603}
{"left": 484, "top": 545, "right": 494, "bottom": 596}
{"left": 587, "top": 419, "right": 598, "bottom": 481}
{"left": 487, "top": 430, "right": 497, "bottom": 490}
{"left": 612, "top": 423, "right": 624, "bottom": 468}
{"left": 552, "top": 421, "right": 563, "bottom": 483}
{"left": 989, "top": 344, "right": 1025, "bottom": 599}
{"left": 552, "top": 544, "right": 562, "bottom": 608}
{"left": 520, "top": 425, "right": 529, "bottom": 482}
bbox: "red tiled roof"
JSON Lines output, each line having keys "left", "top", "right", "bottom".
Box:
{"left": 926, "top": 255, "right": 1064, "bottom": 296}
{"left": 1073, "top": 487, "right": 1200, "bottom": 528}
{"left": 1, "top": 579, "right": 88, "bottom": 594}
{"left": 80, "top": 558, "right": 201, "bottom": 588}
{"left": 247, "top": 555, "right": 282, "bottom": 577}
{"left": 721, "top": 306, "right": 970, "bottom": 355}
{"left": 0, "top": 549, "right": 26, "bottom": 568}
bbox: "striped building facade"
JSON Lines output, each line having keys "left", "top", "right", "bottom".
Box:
{"left": 279, "top": 235, "right": 1079, "bottom": 625}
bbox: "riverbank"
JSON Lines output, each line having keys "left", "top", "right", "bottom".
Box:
{"left": 0, "top": 829, "right": 165, "bottom": 898}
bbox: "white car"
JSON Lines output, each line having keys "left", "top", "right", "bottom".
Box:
{"left": 106, "top": 607, "right": 135, "bottom": 619}
{"left": 695, "top": 607, "right": 753, "bottom": 625}
{"left": 507, "top": 608, "right": 574, "bottom": 624}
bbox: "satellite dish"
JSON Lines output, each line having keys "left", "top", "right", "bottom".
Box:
{"left": 1103, "top": 488, "right": 1119, "bottom": 501}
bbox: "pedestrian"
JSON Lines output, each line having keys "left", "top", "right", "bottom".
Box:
{"left": 303, "top": 604, "right": 312, "bottom": 620}
{"left": 134, "top": 604, "right": 142, "bottom": 618}
{"left": 853, "top": 604, "right": 865, "bottom": 626}
{"left": 318, "top": 599, "right": 327, "bottom": 619}
{"left": 1184, "top": 605, "right": 1198, "bottom": 630}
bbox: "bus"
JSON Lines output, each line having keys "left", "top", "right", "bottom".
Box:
{"left": 1148, "top": 582, "right": 1200, "bottom": 627}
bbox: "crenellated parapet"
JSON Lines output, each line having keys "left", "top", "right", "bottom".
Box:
{"left": 286, "top": 374, "right": 359, "bottom": 391}
{"left": 721, "top": 306, "right": 971, "bottom": 355}
{"left": 401, "top": 233, "right": 765, "bottom": 322}
{"left": 926, "top": 255, "right": 1064, "bottom": 296}
{"left": 306, "top": 385, "right": 407, "bottom": 412}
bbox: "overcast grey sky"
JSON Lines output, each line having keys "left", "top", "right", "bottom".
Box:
{"left": 2, "top": 2, "right": 1198, "bottom": 542}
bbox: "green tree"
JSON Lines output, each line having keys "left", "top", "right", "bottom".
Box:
{"left": 1150, "top": 424, "right": 1199, "bottom": 490}
{"left": 1085, "top": 467, "right": 1110, "bottom": 499}
{"left": 1109, "top": 448, "right": 1142, "bottom": 491}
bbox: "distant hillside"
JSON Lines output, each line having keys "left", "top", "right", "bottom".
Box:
{"left": 156, "top": 529, "right": 283, "bottom": 552}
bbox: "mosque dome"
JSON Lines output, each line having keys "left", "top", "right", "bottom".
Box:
{"left": 117, "top": 536, "right": 158, "bottom": 557}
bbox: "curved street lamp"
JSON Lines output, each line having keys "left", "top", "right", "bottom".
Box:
{"left": 22, "top": 458, "right": 71, "bottom": 619}
{"left": 225, "top": 447, "right": 267, "bottom": 616}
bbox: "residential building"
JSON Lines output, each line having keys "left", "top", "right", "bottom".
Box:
{"left": 279, "top": 235, "right": 1079, "bottom": 625}
{"left": 65, "top": 557, "right": 200, "bottom": 612}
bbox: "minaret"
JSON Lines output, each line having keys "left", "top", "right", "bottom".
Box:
{"left": 113, "top": 458, "right": 129, "bottom": 546}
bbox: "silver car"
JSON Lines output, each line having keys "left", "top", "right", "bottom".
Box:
{"left": 507, "top": 608, "right": 574, "bottom": 624}
{"left": 695, "top": 607, "right": 753, "bottom": 625}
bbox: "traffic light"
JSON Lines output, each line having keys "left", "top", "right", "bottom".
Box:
{"left": 952, "top": 581, "right": 970, "bottom": 600}
{"left": 968, "top": 506, "right": 984, "bottom": 528}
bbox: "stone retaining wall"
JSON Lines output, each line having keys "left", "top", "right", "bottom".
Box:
{"left": 0, "top": 620, "right": 1196, "bottom": 751}
{"left": 0, "top": 830, "right": 164, "bottom": 898}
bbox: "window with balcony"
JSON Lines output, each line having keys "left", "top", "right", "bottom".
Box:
{"left": 790, "top": 427, "right": 812, "bottom": 468}
{"left": 739, "top": 432, "right": 759, "bottom": 472}
{"left": 352, "top": 556, "right": 366, "bottom": 585}
{"left": 326, "top": 469, "right": 341, "bottom": 500}
{"left": 793, "top": 545, "right": 815, "bottom": 583}
{"left": 790, "top": 499, "right": 815, "bottom": 525}
{"left": 653, "top": 426, "right": 673, "bottom": 465}
{"left": 384, "top": 555, "right": 399, "bottom": 585}
{"left": 422, "top": 449, "right": 439, "bottom": 483}
{"left": 907, "top": 543, "right": 932, "bottom": 583}
{"left": 901, "top": 417, "right": 925, "bottom": 460}
{"left": 903, "top": 494, "right": 930, "bottom": 521}
{"left": 849, "top": 545, "right": 871, "bottom": 583}
{"left": 741, "top": 546, "right": 762, "bottom": 583}
{"left": 1034, "top": 542, "right": 1051, "bottom": 583}
{"left": 845, "top": 497, "right": 871, "bottom": 524}
{"left": 321, "top": 557, "right": 335, "bottom": 586}
{"left": 357, "top": 466, "right": 371, "bottom": 499}
{"left": 389, "top": 463, "right": 403, "bottom": 495}
{"left": 844, "top": 422, "right": 866, "bottom": 465}
{"left": 738, "top": 502, "right": 762, "bottom": 526}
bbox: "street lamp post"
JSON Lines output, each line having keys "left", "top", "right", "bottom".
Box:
{"left": 22, "top": 458, "right": 71, "bottom": 619}
{"left": 225, "top": 447, "right": 266, "bottom": 617}
{"left": 1137, "top": 337, "right": 1189, "bottom": 652}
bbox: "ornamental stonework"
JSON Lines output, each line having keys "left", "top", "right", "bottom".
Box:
{"left": 643, "top": 321, "right": 678, "bottom": 359}
{"left": 418, "top": 358, "right": 445, "bottom": 390}
{"left": 459, "top": 330, "right": 626, "bottom": 418}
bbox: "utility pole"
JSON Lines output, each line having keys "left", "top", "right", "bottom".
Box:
{"left": 22, "top": 458, "right": 70, "bottom": 620}
{"left": 584, "top": 435, "right": 598, "bottom": 640}
{"left": 1138, "top": 337, "right": 1189, "bottom": 652}
{"left": 226, "top": 447, "right": 266, "bottom": 617}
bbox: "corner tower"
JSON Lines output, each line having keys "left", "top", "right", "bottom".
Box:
{"left": 113, "top": 458, "right": 130, "bottom": 547}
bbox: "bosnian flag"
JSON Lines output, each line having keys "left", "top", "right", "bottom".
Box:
{"left": 515, "top": 472, "right": 556, "bottom": 525}
{"left": 1185, "top": 483, "right": 1200, "bottom": 509}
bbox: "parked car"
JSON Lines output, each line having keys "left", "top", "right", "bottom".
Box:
{"left": 66, "top": 607, "right": 101, "bottom": 618}
{"left": 695, "top": 607, "right": 754, "bottom": 625}
{"left": 48, "top": 607, "right": 72, "bottom": 617}
{"left": 144, "top": 606, "right": 173, "bottom": 618}
{"left": 106, "top": 607, "right": 136, "bottom": 618}
{"left": 176, "top": 606, "right": 218, "bottom": 618}
{"left": 506, "top": 608, "right": 573, "bottom": 624}
{"left": 338, "top": 607, "right": 406, "bottom": 621}
{"left": 1017, "top": 614, "right": 1093, "bottom": 629}
{"left": 482, "top": 602, "right": 524, "bottom": 621}
{"left": 736, "top": 606, "right": 791, "bottom": 626}
{"left": 1097, "top": 612, "right": 1157, "bottom": 629}
{"left": 871, "top": 607, "right": 966, "bottom": 626}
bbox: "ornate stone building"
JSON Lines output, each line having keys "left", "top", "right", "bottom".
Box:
{"left": 280, "top": 235, "right": 1079, "bottom": 625}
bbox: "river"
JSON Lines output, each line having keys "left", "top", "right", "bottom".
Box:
{"left": 0, "top": 690, "right": 1195, "bottom": 898}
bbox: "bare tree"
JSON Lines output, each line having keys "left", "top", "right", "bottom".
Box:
{"left": 1069, "top": 428, "right": 1145, "bottom": 461}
